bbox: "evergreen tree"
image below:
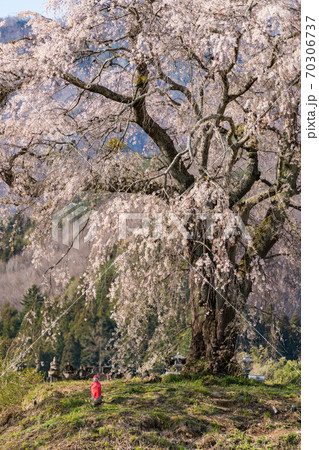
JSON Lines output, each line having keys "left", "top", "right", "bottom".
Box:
{"left": 61, "top": 333, "right": 82, "bottom": 368}
{"left": 0, "top": 302, "right": 21, "bottom": 339}
{"left": 18, "top": 285, "right": 46, "bottom": 369}
{"left": 20, "top": 284, "right": 44, "bottom": 315}
{"left": 0, "top": 214, "right": 32, "bottom": 262}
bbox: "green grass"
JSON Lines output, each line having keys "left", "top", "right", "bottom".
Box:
{"left": 0, "top": 376, "right": 300, "bottom": 449}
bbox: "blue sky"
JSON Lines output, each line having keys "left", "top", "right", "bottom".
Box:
{"left": 0, "top": 0, "right": 48, "bottom": 18}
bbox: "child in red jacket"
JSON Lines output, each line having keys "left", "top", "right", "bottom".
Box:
{"left": 91, "top": 373, "right": 102, "bottom": 405}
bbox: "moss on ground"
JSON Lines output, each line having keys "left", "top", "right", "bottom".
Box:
{"left": 0, "top": 375, "right": 300, "bottom": 449}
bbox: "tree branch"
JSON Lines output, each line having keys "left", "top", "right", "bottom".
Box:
{"left": 229, "top": 149, "right": 260, "bottom": 207}
{"left": 63, "top": 73, "right": 133, "bottom": 104}
{"left": 154, "top": 57, "right": 201, "bottom": 119}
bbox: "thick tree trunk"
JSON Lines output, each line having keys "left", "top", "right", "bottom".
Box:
{"left": 184, "top": 267, "right": 252, "bottom": 374}
{"left": 184, "top": 269, "right": 252, "bottom": 374}
{"left": 183, "top": 211, "right": 252, "bottom": 374}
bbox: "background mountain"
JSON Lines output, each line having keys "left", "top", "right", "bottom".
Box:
{"left": 0, "top": 16, "right": 31, "bottom": 43}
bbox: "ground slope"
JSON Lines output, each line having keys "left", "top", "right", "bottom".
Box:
{"left": 0, "top": 376, "right": 300, "bottom": 449}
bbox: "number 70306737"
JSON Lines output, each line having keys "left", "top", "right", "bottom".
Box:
{"left": 306, "top": 16, "right": 316, "bottom": 78}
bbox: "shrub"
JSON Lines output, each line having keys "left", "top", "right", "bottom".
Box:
{"left": 249, "top": 347, "right": 300, "bottom": 385}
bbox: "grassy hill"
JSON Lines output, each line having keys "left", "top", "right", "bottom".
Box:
{"left": 0, "top": 375, "right": 300, "bottom": 449}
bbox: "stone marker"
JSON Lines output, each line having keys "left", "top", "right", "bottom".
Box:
{"left": 165, "top": 351, "right": 186, "bottom": 374}
{"left": 48, "top": 357, "right": 62, "bottom": 382}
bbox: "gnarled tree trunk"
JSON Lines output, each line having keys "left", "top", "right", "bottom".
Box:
{"left": 185, "top": 260, "right": 252, "bottom": 374}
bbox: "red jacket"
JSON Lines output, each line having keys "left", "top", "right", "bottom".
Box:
{"left": 91, "top": 380, "right": 101, "bottom": 399}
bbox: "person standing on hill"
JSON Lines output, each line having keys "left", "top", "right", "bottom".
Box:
{"left": 91, "top": 373, "right": 102, "bottom": 406}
